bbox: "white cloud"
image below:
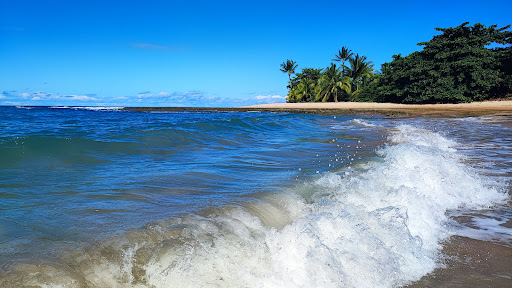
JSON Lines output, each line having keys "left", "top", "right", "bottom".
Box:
{"left": 1, "top": 90, "right": 286, "bottom": 107}
{"left": 255, "top": 95, "right": 286, "bottom": 100}
{"left": 135, "top": 91, "right": 217, "bottom": 106}
{"left": 132, "top": 91, "right": 286, "bottom": 107}
{"left": 157, "top": 92, "right": 171, "bottom": 97}
{"left": 1, "top": 91, "right": 98, "bottom": 105}
{"left": 137, "top": 91, "right": 164, "bottom": 98}
{"left": 65, "top": 95, "right": 98, "bottom": 101}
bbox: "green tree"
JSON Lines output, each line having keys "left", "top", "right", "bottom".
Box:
{"left": 287, "top": 82, "right": 310, "bottom": 102}
{"left": 356, "top": 72, "right": 384, "bottom": 102}
{"left": 332, "top": 46, "right": 353, "bottom": 75}
{"left": 376, "top": 22, "right": 512, "bottom": 103}
{"left": 346, "top": 54, "right": 374, "bottom": 91}
{"left": 280, "top": 59, "right": 298, "bottom": 89}
{"left": 315, "top": 64, "right": 352, "bottom": 102}
{"left": 288, "top": 68, "right": 322, "bottom": 102}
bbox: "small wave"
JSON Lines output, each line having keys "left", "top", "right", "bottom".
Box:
{"left": 75, "top": 106, "right": 125, "bottom": 111}
{"left": 330, "top": 118, "right": 381, "bottom": 132}
{"left": 350, "top": 118, "right": 378, "bottom": 127}
{"left": 47, "top": 106, "right": 124, "bottom": 111}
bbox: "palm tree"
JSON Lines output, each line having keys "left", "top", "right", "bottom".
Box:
{"left": 331, "top": 46, "right": 353, "bottom": 75}
{"left": 315, "top": 64, "right": 352, "bottom": 102}
{"left": 346, "top": 54, "right": 374, "bottom": 91}
{"left": 288, "top": 82, "right": 308, "bottom": 102}
{"left": 280, "top": 59, "right": 298, "bottom": 88}
{"left": 344, "top": 85, "right": 361, "bottom": 102}
{"left": 287, "top": 68, "right": 322, "bottom": 102}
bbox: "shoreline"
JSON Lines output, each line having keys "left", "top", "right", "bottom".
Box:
{"left": 239, "top": 100, "right": 512, "bottom": 117}
{"left": 123, "top": 100, "right": 512, "bottom": 117}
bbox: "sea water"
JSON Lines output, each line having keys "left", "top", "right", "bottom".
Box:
{"left": 0, "top": 106, "right": 510, "bottom": 287}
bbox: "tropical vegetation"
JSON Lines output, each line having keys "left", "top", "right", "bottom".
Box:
{"left": 282, "top": 46, "right": 376, "bottom": 103}
{"left": 281, "top": 22, "right": 512, "bottom": 104}
{"left": 280, "top": 59, "right": 297, "bottom": 89}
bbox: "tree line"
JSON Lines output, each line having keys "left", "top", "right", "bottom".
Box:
{"left": 281, "top": 22, "right": 512, "bottom": 104}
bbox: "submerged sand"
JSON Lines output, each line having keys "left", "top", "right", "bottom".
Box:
{"left": 241, "top": 100, "right": 512, "bottom": 117}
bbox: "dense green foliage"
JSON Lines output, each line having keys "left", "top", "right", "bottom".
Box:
{"left": 282, "top": 22, "right": 512, "bottom": 103}
{"left": 282, "top": 47, "right": 376, "bottom": 102}
{"left": 369, "top": 22, "right": 512, "bottom": 103}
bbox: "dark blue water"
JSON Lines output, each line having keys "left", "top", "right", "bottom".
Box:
{"left": 0, "top": 106, "right": 510, "bottom": 287}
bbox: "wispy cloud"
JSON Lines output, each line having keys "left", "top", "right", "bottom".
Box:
{"left": 135, "top": 91, "right": 223, "bottom": 107}
{"left": 230, "top": 95, "right": 286, "bottom": 107}
{"left": 2, "top": 91, "right": 98, "bottom": 105}
{"left": 1, "top": 90, "right": 286, "bottom": 107}
{"left": 131, "top": 42, "right": 187, "bottom": 52}
{"left": 64, "top": 95, "right": 99, "bottom": 101}
{"left": 255, "top": 95, "right": 286, "bottom": 101}
{"left": 19, "top": 92, "right": 98, "bottom": 101}
{"left": 132, "top": 91, "right": 286, "bottom": 107}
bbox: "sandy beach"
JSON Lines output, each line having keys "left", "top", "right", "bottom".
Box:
{"left": 241, "top": 100, "right": 512, "bottom": 117}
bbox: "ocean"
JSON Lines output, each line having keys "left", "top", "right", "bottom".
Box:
{"left": 0, "top": 106, "right": 510, "bottom": 287}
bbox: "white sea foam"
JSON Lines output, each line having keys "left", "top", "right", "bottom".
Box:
{"left": 350, "top": 118, "right": 377, "bottom": 127}
{"left": 47, "top": 106, "right": 124, "bottom": 111}
{"left": 75, "top": 106, "right": 125, "bottom": 111}
{"left": 2, "top": 125, "right": 507, "bottom": 288}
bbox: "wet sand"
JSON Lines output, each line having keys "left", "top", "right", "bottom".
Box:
{"left": 408, "top": 236, "right": 512, "bottom": 288}
{"left": 124, "top": 100, "right": 512, "bottom": 117}
{"left": 240, "top": 101, "right": 512, "bottom": 117}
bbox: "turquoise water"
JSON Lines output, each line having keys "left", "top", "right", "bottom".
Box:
{"left": 0, "top": 106, "right": 510, "bottom": 287}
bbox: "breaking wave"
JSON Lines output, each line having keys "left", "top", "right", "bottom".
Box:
{"left": 1, "top": 125, "right": 506, "bottom": 288}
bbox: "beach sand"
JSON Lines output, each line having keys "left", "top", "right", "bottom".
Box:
{"left": 408, "top": 236, "right": 512, "bottom": 287}
{"left": 240, "top": 100, "right": 512, "bottom": 117}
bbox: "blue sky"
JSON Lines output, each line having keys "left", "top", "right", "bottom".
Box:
{"left": 1, "top": 0, "right": 511, "bottom": 107}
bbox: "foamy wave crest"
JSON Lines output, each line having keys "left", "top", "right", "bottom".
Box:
{"left": 1, "top": 126, "right": 506, "bottom": 288}
{"left": 349, "top": 118, "right": 377, "bottom": 127}
{"left": 75, "top": 106, "right": 125, "bottom": 111}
